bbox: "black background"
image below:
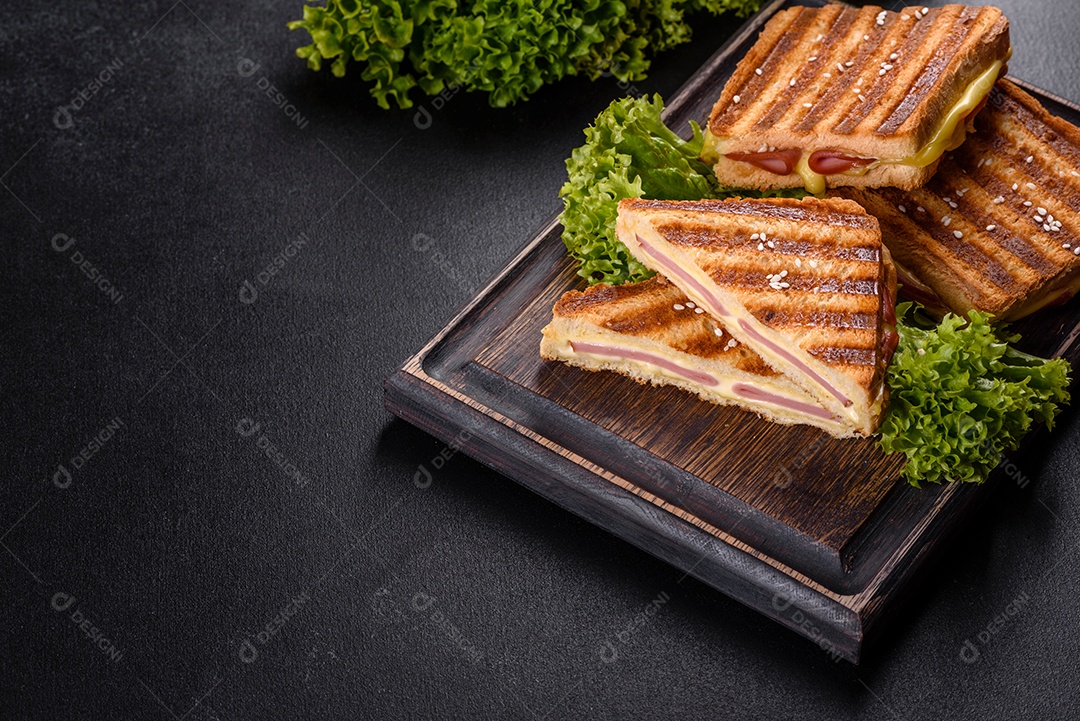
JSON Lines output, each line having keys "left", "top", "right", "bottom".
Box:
{"left": 5, "top": 1, "right": 1080, "bottom": 718}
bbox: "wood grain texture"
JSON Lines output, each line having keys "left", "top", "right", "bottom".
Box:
{"left": 383, "top": 0, "right": 1080, "bottom": 663}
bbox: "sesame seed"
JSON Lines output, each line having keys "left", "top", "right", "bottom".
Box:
{"left": 761, "top": 233, "right": 767, "bottom": 241}
{"left": 1048, "top": 214, "right": 1056, "bottom": 222}
{"left": 779, "top": 270, "right": 788, "bottom": 277}
{"left": 957, "top": 188, "right": 968, "bottom": 196}
{"left": 1065, "top": 243, "right": 1072, "bottom": 249}
{"left": 949, "top": 201, "right": 958, "bottom": 209}
{"left": 901, "top": 14, "right": 909, "bottom": 20}
{"left": 1034, "top": 215, "right": 1044, "bottom": 223}
{"left": 1024, "top": 201, "right": 1032, "bottom": 207}
{"left": 917, "top": 348, "right": 926, "bottom": 356}
{"left": 978, "top": 158, "right": 986, "bottom": 167}
{"left": 1072, "top": 171, "right": 1080, "bottom": 177}
{"left": 767, "top": 241, "right": 775, "bottom": 248}
{"left": 780, "top": 282, "right": 790, "bottom": 288}
{"left": 694, "top": 307, "right": 704, "bottom": 314}
{"left": 815, "top": 34, "right": 823, "bottom": 42}
{"left": 733, "top": 95, "right": 741, "bottom": 103}
{"left": 790, "top": 78, "right": 797, "bottom": 87}
{"left": 750, "top": 233, "right": 759, "bottom": 240}
{"left": 879, "top": 69, "right": 887, "bottom": 76}
{"left": 1038, "top": 207, "right": 1048, "bottom": 214}
{"left": 809, "top": 259, "right": 818, "bottom": 269}
{"left": 858, "top": 94, "right": 866, "bottom": 102}
{"left": 824, "top": 72, "right": 831, "bottom": 78}
{"left": 686, "top": 301, "right": 695, "bottom": 308}
{"left": 808, "top": 56, "right": 817, "bottom": 61}
{"left": 837, "top": 63, "right": 845, "bottom": 73}
{"left": 914, "top": 10, "right": 922, "bottom": 19}
{"left": 953, "top": 230, "right": 963, "bottom": 239}
{"left": 766, "top": 274, "right": 774, "bottom": 279}
{"left": 1012, "top": 183, "right": 1019, "bottom": 190}
{"left": 1026, "top": 182, "right": 1037, "bottom": 190}
{"left": 803, "top": 103, "right": 812, "bottom": 108}
{"left": 1044, "top": 224, "right": 1052, "bottom": 231}
{"left": 993, "top": 196, "right": 1005, "bottom": 203}
{"left": 795, "top": 258, "right": 802, "bottom": 267}
{"left": 1026, "top": 155, "right": 1034, "bottom": 163}
{"left": 714, "top": 327, "right": 723, "bottom": 337}
{"left": 757, "top": 243, "right": 764, "bottom": 251}
{"left": 898, "top": 204, "right": 906, "bottom": 213}
{"left": 942, "top": 216, "right": 951, "bottom": 226}
{"left": 673, "top": 304, "right": 685, "bottom": 310}
{"left": 923, "top": 6, "right": 929, "bottom": 13}
{"left": 864, "top": 34, "right": 870, "bottom": 40}
{"left": 986, "top": 224, "right": 996, "bottom": 231}
{"left": 890, "top": 53, "right": 899, "bottom": 60}
{"left": 845, "top": 61, "right": 854, "bottom": 67}
{"left": 943, "top": 196, "right": 951, "bottom": 202}
{"left": 1074, "top": 247, "right": 1079, "bottom": 255}
{"left": 917, "top": 206, "right": 926, "bottom": 213}
{"left": 755, "top": 68, "right": 762, "bottom": 75}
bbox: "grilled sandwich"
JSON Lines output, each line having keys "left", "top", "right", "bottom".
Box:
{"left": 616, "top": 196, "right": 897, "bottom": 436}
{"left": 701, "top": 4, "right": 1011, "bottom": 193}
{"left": 835, "top": 79, "right": 1080, "bottom": 321}
{"left": 540, "top": 275, "right": 854, "bottom": 436}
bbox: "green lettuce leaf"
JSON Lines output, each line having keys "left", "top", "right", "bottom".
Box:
{"left": 289, "top": 0, "right": 763, "bottom": 109}
{"left": 878, "top": 303, "right": 1072, "bottom": 487}
{"left": 558, "top": 93, "right": 803, "bottom": 285}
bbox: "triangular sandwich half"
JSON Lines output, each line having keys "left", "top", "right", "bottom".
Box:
{"left": 540, "top": 275, "right": 854, "bottom": 437}
{"left": 616, "top": 196, "right": 896, "bottom": 436}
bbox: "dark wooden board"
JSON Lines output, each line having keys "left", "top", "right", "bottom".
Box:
{"left": 384, "top": 0, "right": 1080, "bottom": 663}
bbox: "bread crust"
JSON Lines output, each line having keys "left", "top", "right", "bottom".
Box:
{"left": 705, "top": 4, "right": 1011, "bottom": 190}
{"left": 833, "top": 79, "right": 1080, "bottom": 321}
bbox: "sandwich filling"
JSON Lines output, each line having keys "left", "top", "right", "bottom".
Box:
{"left": 708, "top": 56, "right": 1008, "bottom": 194}
{"left": 632, "top": 232, "right": 856, "bottom": 411}
{"left": 566, "top": 340, "right": 837, "bottom": 421}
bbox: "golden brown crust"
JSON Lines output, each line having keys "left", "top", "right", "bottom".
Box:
{"left": 834, "top": 78, "right": 1080, "bottom": 321}
{"left": 705, "top": 4, "right": 1011, "bottom": 190}
{"left": 615, "top": 196, "right": 888, "bottom": 434}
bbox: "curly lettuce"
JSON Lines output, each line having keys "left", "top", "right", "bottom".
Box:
{"left": 878, "top": 303, "right": 1071, "bottom": 487}
{"left": 559, "top": 94, "right": 804, "bottom": 285}
{"left": 288, "top": 0, "right": 764, "bottom": 110}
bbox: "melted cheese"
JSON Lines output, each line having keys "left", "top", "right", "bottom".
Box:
{"left": 558, "top": 338, "right": 846, "bottom": 432}
{"left": 706, "top": 53, "right": 1009, "bottom": 193}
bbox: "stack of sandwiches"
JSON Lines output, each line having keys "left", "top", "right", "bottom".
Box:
{"left": 542, "top": 4, "right": 1080, "bottom": 438}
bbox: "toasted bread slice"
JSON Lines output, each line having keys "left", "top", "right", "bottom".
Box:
{"left": 616, "top": 196, "right": 895, "bottom": 436}
{"left": 540, "top": 275, "right": 855, "bottom": 437}
{"left": 835, "top": 79, "right": 1080, "bottom": 321}
{"left": 702, "top": 4, "right": 1011, "bottom": 192}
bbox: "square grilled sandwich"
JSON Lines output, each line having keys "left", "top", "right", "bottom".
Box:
{"left": 701, "top": 4, "right": 1011, "bottom": 193}
{"left": 835, "top": 79, "right": 1080, "bottom": 321}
